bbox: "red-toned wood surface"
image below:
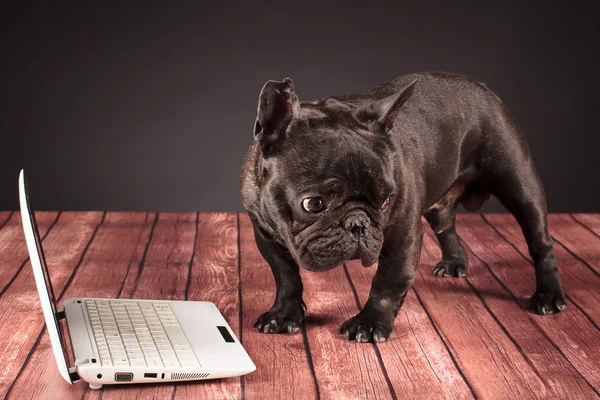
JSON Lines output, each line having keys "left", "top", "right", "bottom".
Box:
{"left": 455, "top": 215, "right": 599, "bottom": 397}
{"left": 572, "top": 214, "right": 600, "bottom": 237}
{"left": 547, "top": 214, "right": 600, "bottom": 275}
{"left": 0, "top": 212, "right": 599, "bottom": 399}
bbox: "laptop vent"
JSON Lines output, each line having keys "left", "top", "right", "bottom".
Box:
{"left": 171, "top": 372, "right": 210, "bottom": 380}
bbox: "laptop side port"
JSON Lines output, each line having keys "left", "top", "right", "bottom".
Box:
{"left": 144, "top": 373, "right": 157, "bottom": 378}
{"left": 114, "top": 372, "right": 134, "bottom": 382}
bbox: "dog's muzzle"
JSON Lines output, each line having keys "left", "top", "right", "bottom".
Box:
{"left": 300, "top": 209, "right": 381, "bottom": 271}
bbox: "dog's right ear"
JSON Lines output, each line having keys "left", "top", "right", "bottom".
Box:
{"left": 355, "top": 79, "right": 418, "bottom": 132}
{"left": 253, "top": 78, "right": 300, "bottom": 156}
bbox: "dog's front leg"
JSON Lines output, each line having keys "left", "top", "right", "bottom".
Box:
{"left": 340, "top": 217, "right": 424, "bottom": 343}
{"left": 250, "top": 219, "right": 306, "bottom": 334}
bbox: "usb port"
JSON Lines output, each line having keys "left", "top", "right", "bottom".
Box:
{"left": 144, "top": 373, "right": 157, "bottom": 378}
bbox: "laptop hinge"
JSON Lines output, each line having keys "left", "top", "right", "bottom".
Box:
{"left": 58, "top": 307, "right": 80, "bottom": 382}
{"left": 69, "top": 367, "right": 81, "bottom": 382}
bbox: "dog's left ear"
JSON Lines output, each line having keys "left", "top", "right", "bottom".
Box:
{"left": 253, "top": 78, "right": 300, "bottom": 156}
{"left": 357, "top": 79, "right": 418, "bottom": 131}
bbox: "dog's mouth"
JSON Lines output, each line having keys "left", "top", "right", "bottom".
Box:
{"left": 299, "top": 250, "right": 378, "bottom": 272}
{"left": 298, "top": 229, "right": 382, "bottom": 272}
{"left": 356, "top": 252, "right": 379, "bottom": 268}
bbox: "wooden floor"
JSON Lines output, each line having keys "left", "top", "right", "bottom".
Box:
{"left": 0, "top": 212, "right": 599, "bottom": 399}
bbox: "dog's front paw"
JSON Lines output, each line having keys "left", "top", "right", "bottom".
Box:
{"left": 339, "top": 311, "right": 394, "bottom": 343}
{"left": 253, "top": 301, "right": 307, "bottom": 334}
{"left": 432, "top": 260, "right": 467, "bottom": 277}
{"left": 528, "top": 290, "right": 567, "bottom": 315}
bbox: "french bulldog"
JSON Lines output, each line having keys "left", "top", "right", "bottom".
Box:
{"left": 239, "top": 72, "right": 566, "bottom": 343}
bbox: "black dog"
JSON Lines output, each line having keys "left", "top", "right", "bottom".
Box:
{"left": 239, "top": 72, "right": 566, "bottom": 343}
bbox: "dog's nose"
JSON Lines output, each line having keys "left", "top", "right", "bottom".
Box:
{"left": 343, "top": 210, "right": 370, "bottom": 238}
{"left": 351, "top": 225, "right": 365, "bottom": 238}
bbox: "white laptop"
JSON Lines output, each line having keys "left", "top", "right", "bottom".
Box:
{"left": 18, "top": 170, "right": 255, "bottom": 389}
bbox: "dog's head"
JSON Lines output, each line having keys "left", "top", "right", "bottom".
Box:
{"left": 252, "top": 78, "right": 416, "bottom": 272}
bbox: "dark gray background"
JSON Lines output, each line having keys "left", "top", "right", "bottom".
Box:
{"left": 1, "top": 1, "right": 598, "bottom": 212}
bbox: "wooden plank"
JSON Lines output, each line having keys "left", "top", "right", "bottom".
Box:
{"left": 483, "top": 214, "right": 600, "bottom": 327}
{"left": 458, "top": 214, "right": 600, "bottom": 392}
{"left": 238, "top": 213, "right": 318, "bottom": 400}
{"left": 344, "top": 260, "right": 475, "bottom": 399}
{"left": 0, "top": 211, "right": 59, "bottom": 293}
{"left": 0, "top": 212, "right": 104, "bottom": 399}
{"left": 546, "top": 214, "right": 600, "bottom": 275}
{"left": 572, "top": 214, "right": 600, "bottom": 238}
{"left": 298, "top": 264, "right": 393, "bottom": 399}
{"left": 172, "top": 213, "right": 243, "bottom": 400}
{"left": 0, "top": 211, "right": 14, "bottom": 231}
{"left": 453, "top": 215, "right": 599, "bottom": 397}
{"left": 413, "top": 224, "right": 547, "bottom": 398}
{"left": 117, "top": 212, "right": 196, "bottom": 301}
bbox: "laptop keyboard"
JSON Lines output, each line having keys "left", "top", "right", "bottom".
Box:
{"left": 85, "top": 300, "right": 201, "bottom": 368}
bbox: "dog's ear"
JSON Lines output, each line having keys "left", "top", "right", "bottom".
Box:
{"left": 356, "top": 79, "right": 417, "bottom": 131}
{"left": 253, "top": 78, "right": 300, "bottom": 155}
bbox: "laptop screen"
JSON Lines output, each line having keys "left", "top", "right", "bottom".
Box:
{"left": 18, "top": 170, "right": 73, "bottom": 384}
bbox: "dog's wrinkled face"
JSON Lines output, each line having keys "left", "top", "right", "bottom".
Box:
{"left": 270, "top": 125, "right": 396, "bottom": 271}
{"left": 253, "top": 78, "right": 415, "bottom": 272}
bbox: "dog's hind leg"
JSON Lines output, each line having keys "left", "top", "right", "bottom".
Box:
{"left": 483, "top": 137, "right": 566, "bottom": 315}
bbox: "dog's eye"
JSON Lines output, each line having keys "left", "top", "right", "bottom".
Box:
{"left": 302, "top": 197, "right": 325, "bottom": 213}
{"left": 381, "top": 196, "right": 391, "bottom": 210}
